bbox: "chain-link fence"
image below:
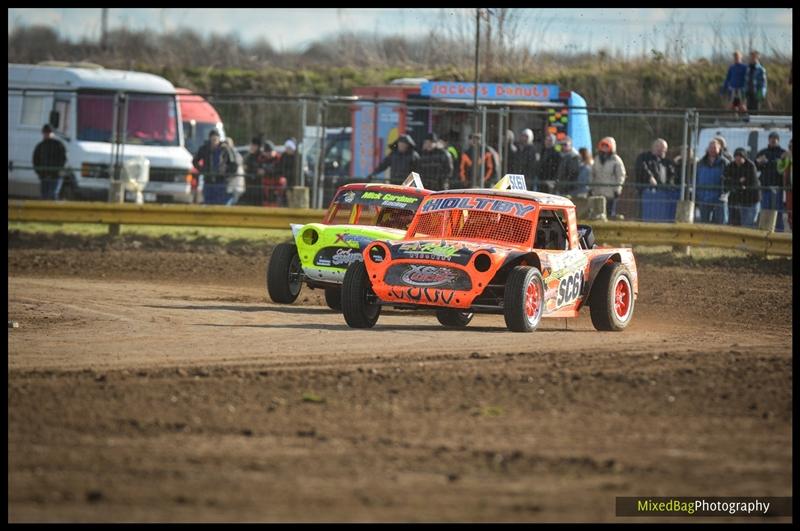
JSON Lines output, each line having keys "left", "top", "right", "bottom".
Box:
{"left": 8, "top": 87, "right": 792, "bottom": 231}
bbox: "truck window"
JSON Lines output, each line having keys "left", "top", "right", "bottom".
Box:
{"left": 20, "top": 95, "right": 45, "bottom": 126}
{"left": 52, "top": 93, "right": 71, "bottom": 135}
{"left": 77, "top": 92, "right": 179, "bottom": 146}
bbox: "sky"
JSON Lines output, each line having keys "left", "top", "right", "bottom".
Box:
{"left": 7, "top": 8, "right": 794, "bottom": 60}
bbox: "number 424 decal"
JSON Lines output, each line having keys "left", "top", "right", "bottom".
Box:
{"left": 556, "top": 270, "right": 584, "bottom": 308}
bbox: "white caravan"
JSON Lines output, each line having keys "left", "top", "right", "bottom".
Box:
{"left": 8, "top": 63, "right": 194, "bottom": 202}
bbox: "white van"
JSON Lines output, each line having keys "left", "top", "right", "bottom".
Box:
{"left": 8, "top": 63, "right": 194, "bottom": 202}
{"left": 696, "top": 120, "right": 792, "bottom": 161}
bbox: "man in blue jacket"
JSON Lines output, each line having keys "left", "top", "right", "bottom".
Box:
{"left": 744, "top": 50, "right": 768, "bottom": 112}
{"left": 720, "top": 51, "right": 747, "bottom": 111}
{"left": 695, "top": 139, "right": 729, "bottom": 224}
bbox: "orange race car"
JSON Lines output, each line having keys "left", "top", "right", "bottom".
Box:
{"left": 341, "top": 175, "right": 638, "bottom": 332}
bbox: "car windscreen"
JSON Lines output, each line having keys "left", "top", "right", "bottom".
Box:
{"left": 77, "top": 91, "right": 179, "bottom": 146}
{"left": 324, "top": 189, "right": 423, "bottom": 228}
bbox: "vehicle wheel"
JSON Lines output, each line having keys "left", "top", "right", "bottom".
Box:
{"left": 341, "top": 261, "right": 381, "bottom": 328}
{"left": 589, "top": 262, "right": 635, "bottom": 331}
{"left": 324, "top": 287, "right": 342, "bottom": 311}
{"left": 503, "top": 266, "right": 544, "bottom": 332}
{"left": 435, "top": 309, "right": 473, "bottom": 328}
{"left": 266, "top": 242, "right": 302, "bottom": 303}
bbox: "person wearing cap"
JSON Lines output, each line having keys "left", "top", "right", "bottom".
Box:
{"left": 367, "top": 133, "right": 420, "bottom": 185}
{"left": 418, "top": 132, "right": 453, "bottom": 190}
{"left": 589, "top": 137, "right": 627, "bottom": 219}
{"left": 32, "top": 123, "right": 67, "bottom": 200}
{"left": 278, "top": 138, "right": 300, "bottom": 191}
{"left": 755, "top": 132, "right": 787, "bottom": 230}
{"left": 192, "top": 128, "right": 237, "bottom": 205}
{"left": 537, "top": 133, "right": 562, "bottom": 194}
{"left": 260, "top": 140, "right": 284, "bottom": 206}
{"left": 459, "top": 133, "right": 500, "bottom": 188}
{"left": 724, "top": 147, "right": 761, "bottom": 227}
{"left": 241, "top": 136, "right": 264, "bottom": 206}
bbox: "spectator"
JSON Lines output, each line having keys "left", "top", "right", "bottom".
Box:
{"left": 756, "top": 131, "right": 787, "bottom": 230}
{"left": 278, "top": 138, "right": 300, "bottom": 189}
{"left": 223, "top": 137, "right": 245, "bottom": 206}
{"left": 720, "top": 51, "right": 748, "bottom": 111}
{"left": 503, "top": 129, "right": 518, "bottom": 177}
{"left": 459, "top": 133, "right": 500, "bottom": 187}
{"left": 260, "top": 141, "right": 285, "bottom": 206}
{"left": 776, "top": 139, "right": 792, "bottom": 230}
{"left": 714, "top": 135, "right": 734, "bottom": 163}
{"left": 695, "top": 139, "right": 730, "bottom": 224}
{"left": 32, "top": 123, "right": 67, "bottom": 200}
{"left": 556, "top": 136, "right": 581, "bottom": 195}
{"left": 192, "top": 128, "right": 237, "bottom": 205}
{"left": 418, "top": 133, "right": 453, "bottom": 190}
{"left": 537, "top": 133, "right": 562, "bottom": 194}
{"left": 567, "top": 147, "right": 593, "bottom": 198}
{"left": 444, "top": 130, "right": 461, "bottom": 186}
{"left": 724, "top": 147, "right": 761, "bottom": 227}
{"left": 368, "top": 134, "right": 420, "bottom": 185}
{"left": 590, "top": 136, "right": 627, "bottom": 219}
{"left": 241, "top": 136, "right": 264, "bottom": 206}
{"left": 514, "top": 128, "right": 538, "bottom": 190}
{"left": 634, "top": 138, "right": 677, "bottom": 191}
{"left": 744, "top": 50, "right": 768, "bottom": 112}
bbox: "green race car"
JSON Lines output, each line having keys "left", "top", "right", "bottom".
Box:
{"left": 267, "top": 173, "right": 431, "bottom": 309}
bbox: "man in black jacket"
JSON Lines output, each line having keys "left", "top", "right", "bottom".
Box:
{"left": 418, "top": 133, "right": 453, "bottom": 190}
{"left": 32, "top": 124, "right": 67, "bottom": 199}
{"left": 725, "top": 147, "right": 761, "bottom": 227}
{"left": 537, "top": 133, "right": 562, "bottom": 193}
{"left": 755, "top": 132, "right": 787, "bottom": 230}
{"left": 514, "top": 128, "right": 538, "bottom": 191}
{"left": 555, "top": 136, "right": 582, "bottom": 195}
{"left": 367, "top": 134, "right": 420, "bottom": 185}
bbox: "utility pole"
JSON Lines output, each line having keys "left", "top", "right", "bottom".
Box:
{"left": 101, "top": 8, "right": 108, "bottom": 51}
{"left": 472, "top": 8, "right": 481, "bottom": 189}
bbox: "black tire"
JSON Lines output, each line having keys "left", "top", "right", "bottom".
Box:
{"left": 324, "top": 287, "right": 342, "bottom": 311}
{"left": 266, "top": 242, "right": 302, "bottom": 303}
{"left": 589, "top": 262, "right": 635, "bottom": 331}
{"left": 341, "top": 261, "right": 381, "bottom": 328}
{"left": 435, "top": 309, "right": 474, "bottom": 328}
{"left": 503, "top": 266, "right": 545, "bottom": 332}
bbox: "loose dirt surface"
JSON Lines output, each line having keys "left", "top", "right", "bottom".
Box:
{"left": 7, "top": 232, "right": 793, "bottom": 522}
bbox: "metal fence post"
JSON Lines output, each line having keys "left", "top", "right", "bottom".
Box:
{"left": 480, "top": 105, "right": 487, "bottom": 187}
{"left": 679, "top": 109, "right": 689, "bottom": 202}
{"left": 691, "top": 109, "right": 699, "bottom": 203}
{"left": 314, "top": 100, "right": 327, "bottom": 209}
{"left": 298, "top": 98, "right": 307, "bottom": 188}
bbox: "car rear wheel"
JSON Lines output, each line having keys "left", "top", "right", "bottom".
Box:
{"left": 435, "top": 309, "right": 474, "bottom": 328}
{"left": 342, "top": 261, "right": 381, "bottom": 328}
{"left": 266, "top": 242, "right": 302, "bottom": 303}
{"left": 589, "top": 262, "right": 634, "bottom": 331}
{"left": 324, "top": 287, "right": 342, "bottom": 311}
{"left": 503, "top": 266, "right": 544, "bottom": 332}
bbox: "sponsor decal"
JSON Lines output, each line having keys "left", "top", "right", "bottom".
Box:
{"left": 421, "top": 196, "right": 535, "bottom": 217}
{"left": 334, "top": 232, "right": 374, "bottom": 249}
{"left": 389, "top": 286, "right": 456, "bottom": 305}
{"left": 331, "top": 248, "right": 363, "bottom": 266}
{"left": 398, "top": 241, "right": 462, "bottom": 260}
{"left": 400, "top": 265, "right": 458, "bottom": 287}
{"left": 360, "top": 191, "right": 419, "bottom": 205}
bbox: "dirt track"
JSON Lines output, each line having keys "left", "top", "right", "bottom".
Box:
{"left": 7, "top": 235, "right": 793, "bottom": 522}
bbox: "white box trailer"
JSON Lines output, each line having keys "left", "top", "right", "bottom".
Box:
{"left": 8, "top": 63, "right": 194, "bottom": 202}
